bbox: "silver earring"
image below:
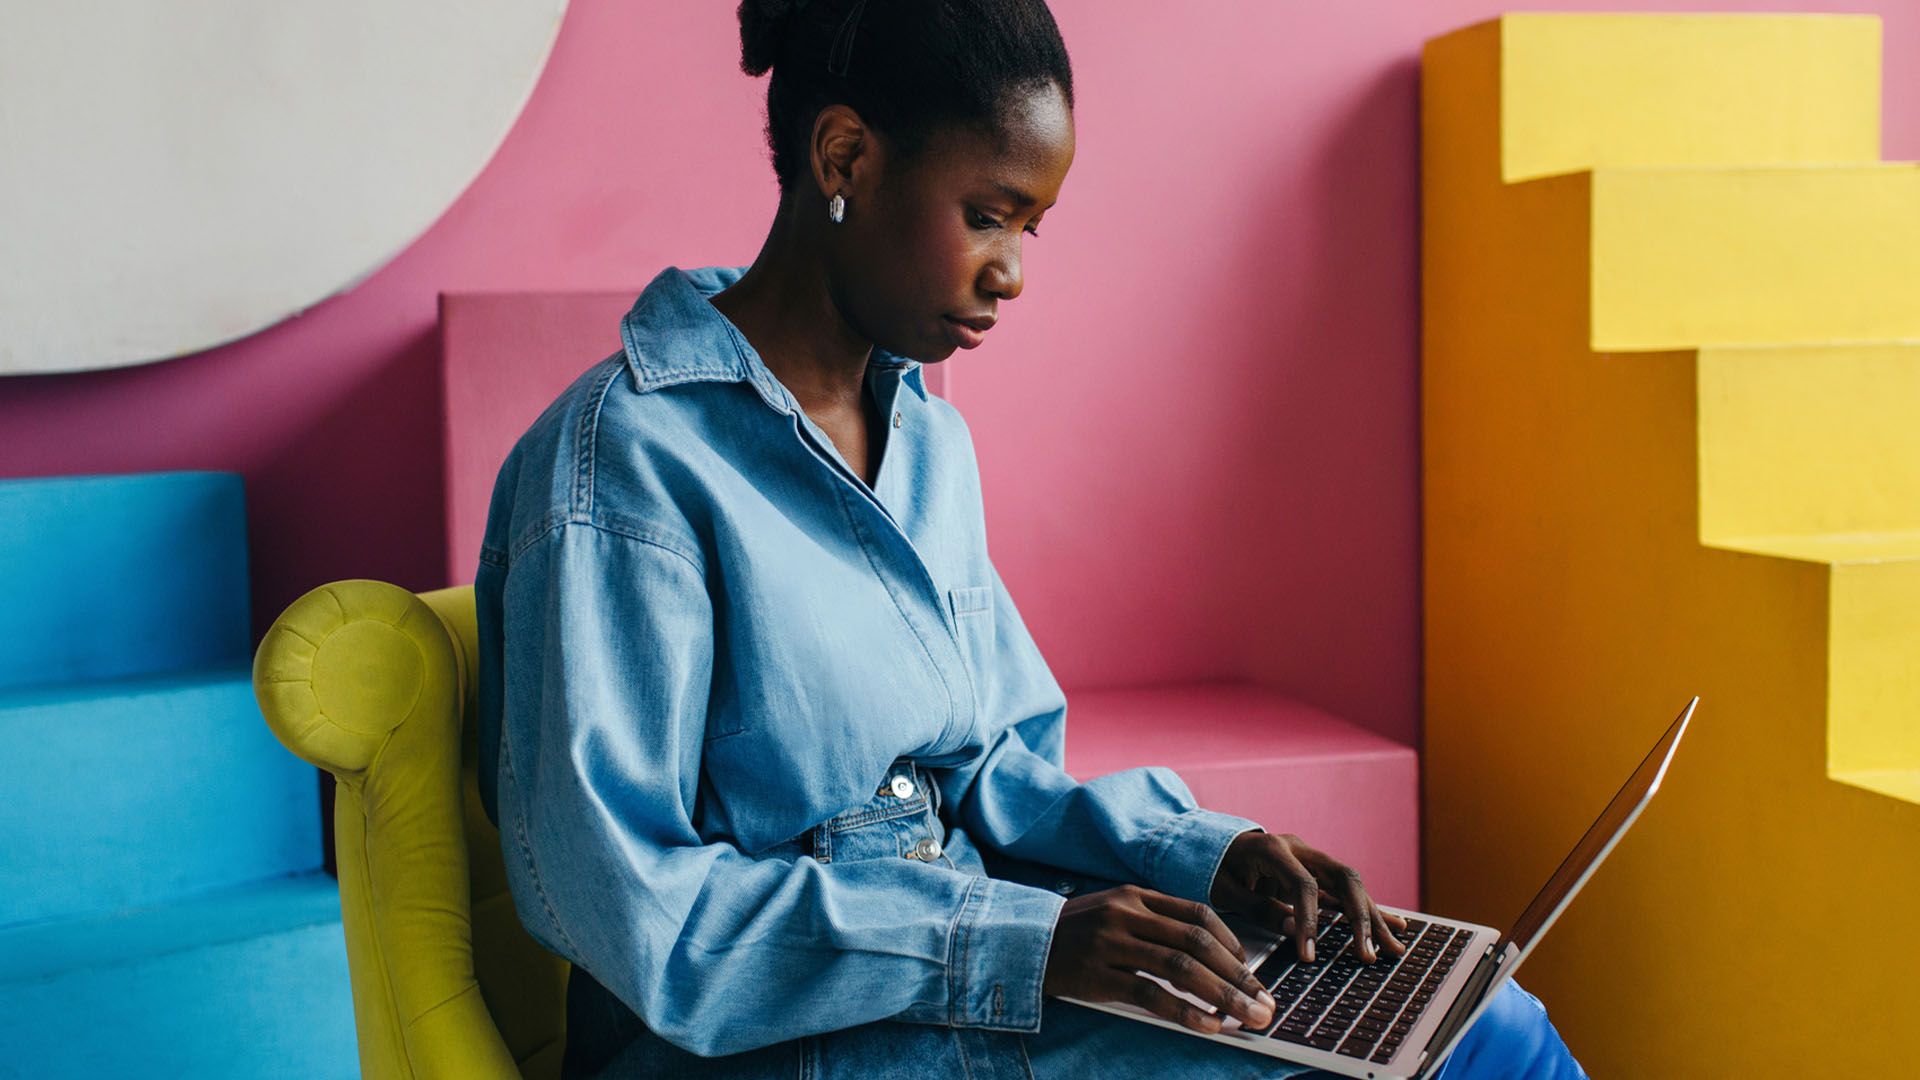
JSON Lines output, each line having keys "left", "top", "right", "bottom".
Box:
{"left": 828, "top": 192, "right": 846, "bottom": 223}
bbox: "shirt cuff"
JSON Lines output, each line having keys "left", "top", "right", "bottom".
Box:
{"left": 1142, "top": 808, "right": 1265, "bottom": 905}
{"left": 948, "top": 874, "right": 1069, "bottom": 1032}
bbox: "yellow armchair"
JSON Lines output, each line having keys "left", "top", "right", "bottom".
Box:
{"left": 253, "top": 580, "right": 569, "bottom": 1079}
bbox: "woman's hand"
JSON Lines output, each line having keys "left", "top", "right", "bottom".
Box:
{"left": 1209, "top": 830, "right": 1409, "bottom": 965}
{"left": 1043, "top": 884, "right": 1277, "bottom": 1035}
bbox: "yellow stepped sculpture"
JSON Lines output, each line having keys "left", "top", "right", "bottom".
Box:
{"left": 1422, "top": 13, "right": 1918, "bottom": 1076}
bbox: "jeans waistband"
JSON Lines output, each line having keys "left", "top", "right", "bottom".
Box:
{"left": 801, "top": 758, "right": 937, "bottom": 861}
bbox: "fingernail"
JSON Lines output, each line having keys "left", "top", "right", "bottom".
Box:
{"left": 1257, "top": 989, "right": 1274, "bottom": 1008}
{"left": 1305, "top": 940, "right": 1315, "bottom": 962}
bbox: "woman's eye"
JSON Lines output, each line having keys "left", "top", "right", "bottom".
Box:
{"left": 971, "top": 209, "right": 1039, "bottom": 237}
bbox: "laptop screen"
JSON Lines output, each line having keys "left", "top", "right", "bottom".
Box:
{"left": 1498, "top": 698, "right": 1696, "bottom": 954}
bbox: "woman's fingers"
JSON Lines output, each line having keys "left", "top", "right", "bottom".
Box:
{"left": 1245, "top": 837, "right": 1321, "bottom": 962}
{"left": 1044, "top": 885, "right": 1286, "bottom": 1029}
{"left": 1330, "top": 870, "right": 1377, "bottom": 961}
{"left": 1369, "top": 902, "right": 1407, "bottom": 959}
{"left": 1138, "top": 890, "right": 1248, "bottom": 965}
{"left": 1296, "top": 845, "right": 1392, "bottom": 963}
{"left": 1222, "top": 832, "right": 1417, "bottom": 967}
{"left": 1120, "top": 940, "right": 1273, "bottom": 1031}
{"left": 1130, "top": 895, "right": 1272, "bottom": 1026}
{"left": 1111, "top": 969, "right": 1226, "bottom": 1034}
{"left": 1292, "top": 873, "right": 1320, "bottom": 963}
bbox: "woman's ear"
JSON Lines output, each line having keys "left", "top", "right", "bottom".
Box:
{"left": 808, "top": 103, "right": 876, "bottom": 201}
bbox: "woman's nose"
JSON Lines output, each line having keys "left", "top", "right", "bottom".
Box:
{"left": 984, "top": 258, "right": 1022, "bottom": 302}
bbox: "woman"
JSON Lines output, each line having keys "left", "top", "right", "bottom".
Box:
{"left": 473, "top": 1, "right": 1588, "bottom": 1076}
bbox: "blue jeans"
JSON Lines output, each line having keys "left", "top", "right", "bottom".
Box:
{"left": 562, "top": 772, "right": 1587, "bottom": 1079}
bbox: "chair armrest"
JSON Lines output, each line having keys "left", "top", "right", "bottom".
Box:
{"left": 253, "top": 579, "right": 453, "bottom": 781}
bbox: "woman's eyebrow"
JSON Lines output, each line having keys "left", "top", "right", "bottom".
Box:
{"left": 988, "top": 180, "right": 1054, "bottom": 210}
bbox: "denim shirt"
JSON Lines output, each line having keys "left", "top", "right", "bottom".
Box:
{"left": 473, "top": 264, "right": 1264, "bottom": 1061}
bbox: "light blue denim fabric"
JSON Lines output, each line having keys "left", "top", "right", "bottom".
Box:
{"left": 474, "top": 263, "right": 1588, "bottom": 1078}
{"left": 474, "top": 264, "right": 1266, "bottom": 1069}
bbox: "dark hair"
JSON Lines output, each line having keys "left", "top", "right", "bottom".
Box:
{"left": 737, "top": 0, "right": 1075, "bottom": 198}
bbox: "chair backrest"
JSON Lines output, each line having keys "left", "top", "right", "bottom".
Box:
{"left": 253, "top": 579, "right": 568, "bottom": 1080}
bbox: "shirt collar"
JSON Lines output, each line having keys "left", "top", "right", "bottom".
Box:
{"left": 620, "top": 264, "right": 929, "bottom": 408}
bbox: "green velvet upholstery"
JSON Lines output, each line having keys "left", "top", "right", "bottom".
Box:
{"left": 254, "top": 580, "right": 568, "bottom": 1079}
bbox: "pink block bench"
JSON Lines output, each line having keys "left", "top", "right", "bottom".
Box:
{"left": 1064, "top": 681, "right": 1419, "bottom": 908}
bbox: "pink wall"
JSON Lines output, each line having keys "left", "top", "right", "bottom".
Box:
{"left": 4, "top": 1, "right": 1916, "bottom": 748}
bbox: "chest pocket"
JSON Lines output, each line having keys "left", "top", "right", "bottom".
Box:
{"left": 947, "top": 584, "right": 996, "bottom": 680}
{"left": 948, "top": 584, "right": 993, "bottom": 621}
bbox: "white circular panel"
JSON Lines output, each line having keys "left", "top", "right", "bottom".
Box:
{"left": 0, "top": 1, "right": 567, "bottom": 375}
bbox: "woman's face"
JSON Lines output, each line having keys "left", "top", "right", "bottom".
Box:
{"left": 831, "top": 82, "right": 1075, "bottom": 363}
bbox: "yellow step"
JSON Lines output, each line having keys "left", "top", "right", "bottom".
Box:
{"left": 1490, "top": 13, "right": 1881, "bottom": 182}
{"left": 1698, "top": 343, "right": 1920, "bottom": 539}
{"left": 1590, "top": 164, "right": 1920, "bottom": 350}
{"left": 1708, "top": 532, "right": 1920, "bottom": 795}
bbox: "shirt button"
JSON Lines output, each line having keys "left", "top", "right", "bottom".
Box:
{"left": 890, "top": 774, "right": 915, "bottom": 799}
{"left": 892, "top": 411, "right": 902, "bottom": 428}
{"left": 1055, "top": 880, "right": 1076, "bottom": 895}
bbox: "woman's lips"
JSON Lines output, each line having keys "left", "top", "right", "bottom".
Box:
{"left": 943, "top": 316, "right": 988, "bottom": 349}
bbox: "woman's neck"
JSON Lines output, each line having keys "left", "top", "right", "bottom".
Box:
{"left": 708, "top": 202, "right": 874, "bottom": 420}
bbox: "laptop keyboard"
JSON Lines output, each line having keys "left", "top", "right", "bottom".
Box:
{"left": 1247, "top": 913, "right": 1475, "bottom": 1065}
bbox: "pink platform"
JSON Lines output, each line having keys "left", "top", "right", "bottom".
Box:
{"left": 1064, "top": 682, "right": 1418, "bottom": 907}
{"left": 441, "top": 292, "right": 1419, "bottom": 907}
{"left": 440, "top": 291, "right": 632, "bottom": 586}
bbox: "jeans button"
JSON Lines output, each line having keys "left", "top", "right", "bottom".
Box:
{"left": 1055, "top": 880, "right": 1076, "bottom": 895}
{"left": 890, "top": 774, "right": 915, "bottom": 799}
{"left": 908, "top": 836, "right": 941, "bottom": 861}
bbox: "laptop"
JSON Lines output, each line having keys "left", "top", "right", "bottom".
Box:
{"left": 1061, "top": 696, "right": 1698, "bottom": 1079}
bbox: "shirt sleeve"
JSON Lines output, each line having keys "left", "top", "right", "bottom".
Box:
{"left": 477, "top": 521, "right": 1067, "bottom": 1058}
{"left": 928, "top": 561, "right": 1265, "bottom": 906}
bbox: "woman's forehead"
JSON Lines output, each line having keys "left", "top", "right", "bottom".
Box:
{"left": 914, "top": 98, "right": 1073, "bottom": 198}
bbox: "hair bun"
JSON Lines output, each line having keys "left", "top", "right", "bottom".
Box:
{"left": 739, "top": 0, "right": 808, "bottom": 78}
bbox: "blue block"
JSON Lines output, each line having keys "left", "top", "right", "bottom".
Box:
{"left": 0, "top": 667, "right": 321, "bottom": 927}
{"left": 0, "top": 471, "right": 251, "bottom": 691}
{"left": 0, "top": 873, "right": 357, "bottom": 1079}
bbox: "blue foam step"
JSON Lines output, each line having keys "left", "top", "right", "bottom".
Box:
{"left": 0, "top": 666, "right": 321, "bottom": 927}
{"left": 0, "top": 872, "right": 357, "bottom": 1079}
{"left": 0, "top": 471, "right": 250, "bottom": 691}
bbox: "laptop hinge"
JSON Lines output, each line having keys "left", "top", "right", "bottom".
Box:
{"left": 1411, "top": 944, "right": 1508, "bottom": 1078}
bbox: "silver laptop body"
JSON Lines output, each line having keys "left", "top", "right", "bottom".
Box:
{"left": 1060, "top": 697, "right": 1698, "bottom": 1079}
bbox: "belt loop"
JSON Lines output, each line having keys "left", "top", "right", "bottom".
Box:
{"left": 916, "top": 760, "right": 940, "bottom": 816}
{"left": 809, "top": 821, "right": 832, "bottom": 864}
